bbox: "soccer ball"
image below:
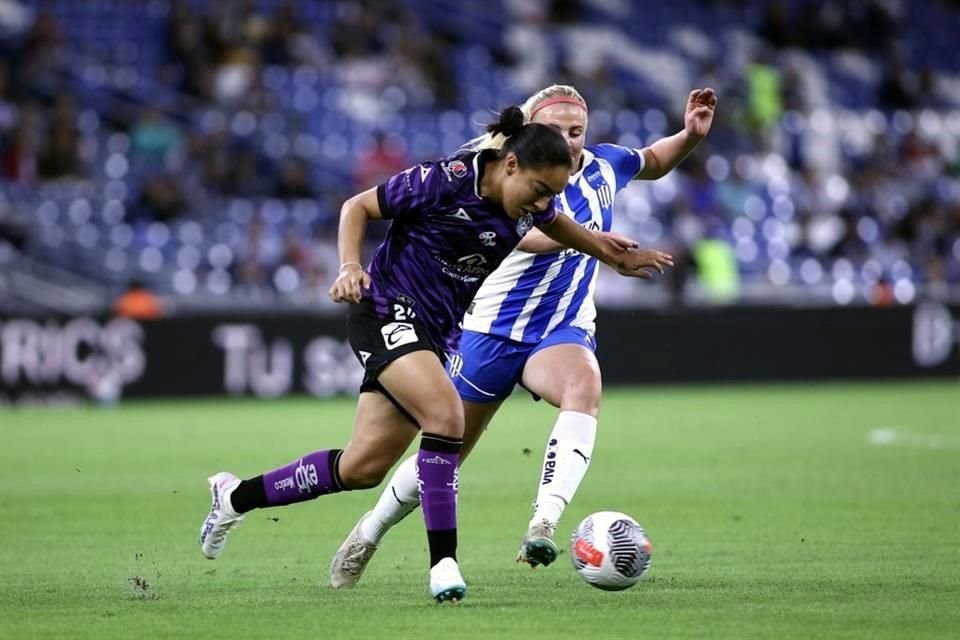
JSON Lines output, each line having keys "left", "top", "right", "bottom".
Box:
{"left": 570, "top": 511, "right": 652, "bottom": 591}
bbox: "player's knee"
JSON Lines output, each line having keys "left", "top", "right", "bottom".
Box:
{"left": 560, "top": 370, "right": 602, "bottom": 416}
{"left": 420, "top": 404, "right": 464, "bottom": 439}
{"left": 338, "top": 458, "right": 389, "bottom": 490}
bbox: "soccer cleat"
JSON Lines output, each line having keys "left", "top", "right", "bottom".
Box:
{"left": 516, "top": 519, "right": 559, "bottom": 568}
{"left": 329, "top": 511, "right": 379, "bottom": 588}
{"left": 429, "top": 557, "right": 466, "bottom": 603}
{"left": 199, "top": 472, "right": 244, "bottom": 559}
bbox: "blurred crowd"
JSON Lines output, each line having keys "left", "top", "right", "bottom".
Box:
{"left": 0, "top": 0, "right": 958, "bottom": 310}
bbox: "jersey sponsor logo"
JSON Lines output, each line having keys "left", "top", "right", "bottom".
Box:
{"left": 478, "top": 231, "right": 497, "bottom": 246}
{"left": 456, "top": 253, "right": 488, "bottom": 273}
{"left": 434, "top": 253, "right": 489, "bottom": 282}
{"left": 381, "top": 322, "right": 418, "bottom": 350}
{"left": 449, "top": 207, "right": 472, "bottom": 222}
{"left": 516, "top": 213, "right": 534, "bottom": 237}
{"left": 541, "top": 438, "right": 558, "bottom": 485}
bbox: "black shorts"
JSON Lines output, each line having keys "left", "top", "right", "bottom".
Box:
{"left": 345, "top": 298, "right": 445, "bottom": 421}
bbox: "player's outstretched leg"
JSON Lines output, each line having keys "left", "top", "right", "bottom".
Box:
{"left": 330, "top": 455, "right": 420, "bottom": 587}
{"left": 200, "top": 449, "right": 347, "bottom": 559}
{"left": 517, "top": 410, "right": 597, "bottom": 567}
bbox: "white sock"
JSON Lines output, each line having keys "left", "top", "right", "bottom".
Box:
{"left": 360, "top": 454, "right": 421, "bottom": 544}
{"left": 530, "top": 411, "right": 597, "bottom": 528}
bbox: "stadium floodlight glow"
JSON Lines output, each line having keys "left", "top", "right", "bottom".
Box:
{"left": 768, "top": 260, "right": 791, "bottom": 286}
{"left": 800, "top": 258, "right": 824, "bottom": 285}
{"left": 894, "top": 279, "right": 916, "bottom": 305}
{"left": 744, "top": 194, "right": 767, "bottom": 221}
{"left": 732, "top": 217, "right": 754, "bottom": 240}
{"left": 140, "top": 247, "right": 164, "bottom": 273}
{"left": 772, "top": 195, "right": 794, "bottom": 220}
{"left": 76, "top": 225, "right": 98, "bottom": 249}
{"left": 101, "top": 200, "right": 125, "bottom": 225}
{"left": 68, "top": 199, "right": 93, "bottom": 225}
{"left": 177, "top": 245, "right": 201, "bottom": 270}
{"left": 856, "top": 217, "right": 879, "bottom": 244}
{"left": 146, "top": 222, "right": 171, "bottom": 248}
{"left": 173, "top": 269, "right": 198, "bottom": 295}
{"left": 735, "top": 238, "right": 758, "bottom": 263}
{"left": 832, "top": 258, "right": 855, "bottom": 280}
{"left": 891, "top": 260, "right": 913, "bottom": 281}
{"left": 832, "top": 279, "right": 855, "bottom": 305}
{"left": 110, "top": 224, "right": 134, "bottom": 248}
{"left": 706, "top": 155, "right": 729, "bottom": 181}
{"left": 104, "top": 247, "right": 126, "bottom": 272}
{"left": 105, "top": 153, "right": 129, "bottom": 180}
{"left": 825, "top": 175, "right": 850, "bottom": 204}
{"left": 105, "top": 180, "right": 128, "bottom": 201}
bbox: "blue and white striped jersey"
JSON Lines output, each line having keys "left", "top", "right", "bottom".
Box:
{"left": 462, "top": 144, "right": 645, "bottom": 343}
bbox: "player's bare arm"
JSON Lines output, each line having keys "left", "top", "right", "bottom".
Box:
{"left": 636, "top": 87, "right": 717, "bottom": 180}
{"left": 517, "top": 227, "right": 639, "bottom": 255}
{"left": 539, "top": 214, "right": 673, "bottom": 278}
{"left": 329, "top": 188, "right": 378, "bottom": 303}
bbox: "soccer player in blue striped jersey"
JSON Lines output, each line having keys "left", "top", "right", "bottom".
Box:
{"left": 330, "top": 85, "right": 716, "bottom": 587}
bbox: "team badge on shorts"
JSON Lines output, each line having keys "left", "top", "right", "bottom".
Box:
{"left": 516, "top": 213, "right": 534, "bottom": 237}
{"left": 381, "top": 322, "right": 418, "bottom": 350}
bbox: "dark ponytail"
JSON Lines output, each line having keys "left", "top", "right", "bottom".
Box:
{"left": 486, "top": 106, "right": 526, "bottom": 138}
{"left": 485, "top": 106, "right": 572, "bottom": 171}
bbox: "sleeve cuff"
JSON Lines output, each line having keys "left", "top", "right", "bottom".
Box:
{"left": 376, "top": 184, "right": 393, "bottom": 219}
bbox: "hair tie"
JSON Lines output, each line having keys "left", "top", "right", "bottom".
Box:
{"left": 530, "top": 97, "right": 588, "bottom": 119}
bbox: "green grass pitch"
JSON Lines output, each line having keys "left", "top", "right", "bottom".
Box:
{"left": 2, "top": 382, "right": 958, "bottom": 639}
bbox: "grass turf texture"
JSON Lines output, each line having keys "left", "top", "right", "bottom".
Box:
{"left": 1, "top": 382, "right": 958, "bottom": 639}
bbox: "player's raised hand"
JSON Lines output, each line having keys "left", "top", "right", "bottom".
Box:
{"left": 684, "top": 88, "right": 717, "bottom": 139}
{"left": 329, "top": 263, "right": 370, "bottom": 303}
{"left": 613, "top": 249, "right": 674, "bottom": 279}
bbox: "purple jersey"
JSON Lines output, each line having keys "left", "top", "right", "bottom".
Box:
{"left": 368, "top": 151, "right": 558, "bottom": 354}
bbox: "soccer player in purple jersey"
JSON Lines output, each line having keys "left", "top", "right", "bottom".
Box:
{"left": 329, "top": 85, "right": 717, "bottom": 588}
{"left": 198, "top": 106, "right": 673, "bottom": 602}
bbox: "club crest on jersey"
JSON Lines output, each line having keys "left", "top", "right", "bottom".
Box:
{"left": 478, "top": 231, "right": 497, "bottom": 246}
{"left": 516, "top": 213, "right": 534, "bottom": 237}
{"left": 441, "top": 159, "right": 468, "bottom": 180}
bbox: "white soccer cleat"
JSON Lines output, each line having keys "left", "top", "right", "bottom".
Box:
{"left": 199, "top": 472, "right": 244, "bottom": 559}
{"left": 430, "top": 557, "right": 466, "bottom": 603}
{"left": 329, "top": 511, "right": 379, "bottom": 588}
{"left": 516, "top": 519, "right": 559, "bottom": 568}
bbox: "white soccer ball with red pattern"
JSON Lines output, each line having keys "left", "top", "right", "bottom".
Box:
{"left": 570, "top": 511, "right": 652, "bottom": 591}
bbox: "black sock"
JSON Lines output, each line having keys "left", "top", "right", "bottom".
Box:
{"left": 427, "top": 529, "right": 458, "bottom": 567}
{"left": 229, "top": 476, "right": 267, "bottom": 514}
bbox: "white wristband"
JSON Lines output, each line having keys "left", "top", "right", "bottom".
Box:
{"left": 339, "top": 262, "right": 362, "bottom": 273}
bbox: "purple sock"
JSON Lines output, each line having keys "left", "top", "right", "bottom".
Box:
{"left": 261, "top": 449, "right": 345, "bottom": 507}
{"left": 417, "top": 433, "right": 462, "bottom": 567}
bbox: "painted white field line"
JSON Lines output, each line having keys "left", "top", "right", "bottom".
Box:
{"left": 869, "top": 428, "right": 960, "bottom": 450}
